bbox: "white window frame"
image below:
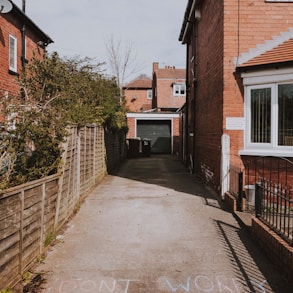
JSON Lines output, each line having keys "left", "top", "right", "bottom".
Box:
{"left": 147, "top": 89, "right": 152, "bottom": 99}
{"left": 9, "top": 35, "right": 17, "bottom": 72}
{"left": 173, "top": 83, "right": 186, "bottom": 97}
{"left": 240, "top": 68, "right": 293, "bottom": 157}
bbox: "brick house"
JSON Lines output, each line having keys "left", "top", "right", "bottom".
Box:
{"left": 0, "top": 0, "right": 53, "bottom": 101}
{"left": 152, "top": 62, "right": 186, "bottom": 111}
{"left": 123, "top": 77, "right": 152, "bottom": 112}
{"left": 125, "top": 62, "right": 186, "bottom": 155}
{"left": 179, "top": 0, "right": 293, "bottom": 196}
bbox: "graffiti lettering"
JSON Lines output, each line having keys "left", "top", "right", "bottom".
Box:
{"left": 55, "top": 275, "right": 267, "bottom": 293}
{"left": 165, "top": 276, "right": 191, "bottom": 292}
{"left": 58, "top": 278, "right": 137, "bottom": 293}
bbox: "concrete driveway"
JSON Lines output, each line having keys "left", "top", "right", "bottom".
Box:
{"left": 33, "top": 155, "right": 291, "bottom": 293}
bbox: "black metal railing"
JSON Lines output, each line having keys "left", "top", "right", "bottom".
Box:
{"left": 255, "top": 180, "right": 293, "bottom": 246}
{"left": 231, "top": 156, "right": 293, "bottom": 246}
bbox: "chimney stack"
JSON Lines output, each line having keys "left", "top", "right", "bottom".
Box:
{"left": 153, "top": 62, "right": 159, "bottom": 72}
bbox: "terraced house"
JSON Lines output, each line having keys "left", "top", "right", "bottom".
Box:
{"left": 0, "top": 0, "right": 53, "bottom": 109}
{"left": 180, "top": 0, "right": 293, "bottom": 195}
{"left": 179, "top": 0, "right": 293, "bottom": 273}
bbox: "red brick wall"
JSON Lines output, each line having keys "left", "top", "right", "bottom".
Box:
{"left": 185, "top": 0, "right": 293, "bottom": 192}
{"left": 124, "top": 88, "right": 152, "bottom": 112}
{"left": 223, "top": 0, "right": 293, "bottom": 160}
{"left": 156, "top": 78, "right": 186, "bottom": 109}
{"left": 252, "top": 217, "right": 293, "bottom": 280}
{"left": 173, "top": 117, "right": 180, "bottom": 155}
{"left": 126, "top": 117, "right": 136, "bottom": 138}
{"left": 189, "top": 0, "right": 224, "bottom": 191}
{"left": 0, "top": 13, "right": 46, "bottom": 99}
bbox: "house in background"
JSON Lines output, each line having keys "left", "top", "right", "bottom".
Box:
{"left": 126, "top": 62, "right": 186, "bottom": 155}
{"left": 0, "top": 0, "right": 53, "bottom": 101}
{"left": 179, "top": 0, "right": 293, "bottom": 197}
{"left": 152, "top": 62, "right": 186, "bottom": 112}
{"left": 123, "top": 77, "right": 152, "bottom": 112}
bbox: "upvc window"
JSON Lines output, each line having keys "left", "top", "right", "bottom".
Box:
{"left": 173, "top": 83, "right": 186, "bottom": 96}
{"left": 245, "top": 82, "right": 293, "bottom": 150}
{"left": 9, "top": 35, "right": 17, "bottom": 72}
{"left": 147, "top": 89, "right": 152, "bottom": 99}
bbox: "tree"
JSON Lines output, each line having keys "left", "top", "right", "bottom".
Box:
{"left": 105, "top": 35, "right": 144, "bottom": 101}
{"left": 0, "top": 52, "right": 127, "bottom": 188}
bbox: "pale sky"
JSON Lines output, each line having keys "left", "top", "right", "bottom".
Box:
{"left": 13, "top": 0, "right": 188, "bottom": 82}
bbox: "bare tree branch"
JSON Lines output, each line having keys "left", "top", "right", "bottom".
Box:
{"left": 105, "top": 35, "right": 144, "bottom": 101}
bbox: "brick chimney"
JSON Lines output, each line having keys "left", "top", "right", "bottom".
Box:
{"left": 153, "top": 62, "right": 159, "bottom": 72}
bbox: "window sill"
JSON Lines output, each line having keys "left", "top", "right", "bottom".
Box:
{"left": 239, "top": 148, "right": 293, "bottom": 158}
{"left": 8, "top": 69, "right": 19, "bottom": 76}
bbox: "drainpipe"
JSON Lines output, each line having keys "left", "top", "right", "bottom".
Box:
{"left": 21, "top": 24, "right": 26, "bottom": 70}
{"left": 192, "top": 7, "right": 201, "bottom": 174}
{"left": 191, "top": 18, "right": 198, "bottom": 174}
{"left": 185, "top": 45, "right": 189, "bottom": 166}
{"left": 21, "top": 0, "right": 26, "bottom": 70}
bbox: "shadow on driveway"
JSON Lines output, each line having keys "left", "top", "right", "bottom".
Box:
{"left": 113, "top": 155, "right": 292, "bottom": 293}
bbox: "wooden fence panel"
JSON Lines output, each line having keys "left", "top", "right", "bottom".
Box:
{"left": 0, "top": 192, "right": 21, "bottom": 288}
{"left": 0, "top": 175, "right": 59, "bottom": 289}
{"left": 0, "top": 125, "right": 126, "bottom": 289}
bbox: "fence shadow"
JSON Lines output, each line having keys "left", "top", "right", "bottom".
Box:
{"left": 214, "top": 219, "right": 292, "bottom": 293}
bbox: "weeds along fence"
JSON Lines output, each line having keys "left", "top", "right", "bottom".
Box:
{"left": 0, "top": 124, "right": 126, "bottom": 289}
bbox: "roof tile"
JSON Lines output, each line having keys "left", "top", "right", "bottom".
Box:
{"left": 124, "top": 78, "right": 152, "bottom": 89}
{"left": 238, "top": 38, "right": 293, "bottom": 68}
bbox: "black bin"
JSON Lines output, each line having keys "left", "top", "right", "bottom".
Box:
{"left": 142, "top": 139, "right": 151, "bottom": 157}
{"left": 127, "top": 138, "right": 140, "bottom": 158}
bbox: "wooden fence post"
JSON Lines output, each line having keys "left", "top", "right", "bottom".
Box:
{"left": 18, "top": 190, "right": 24, "bottom": 275}
{"left": 54, "top": 127, "right": 71, "bottom": 230}
{"left": 76, "top": 128, "right": 81, "bottom": 199}
{"left": 40, "top": 183, "right": 46, "bottom": 254}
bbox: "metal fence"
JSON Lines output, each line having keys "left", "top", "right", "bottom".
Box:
{"left": 255, "top": 180, "right": 293, "bottom": 246}
{"left": 229, "top": 156, "right": 293, "bottom": 246}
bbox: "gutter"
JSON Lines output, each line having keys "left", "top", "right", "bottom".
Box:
{"left": 179, "top": 0, "right": 203, "bottom": 44}
{"left": 9, "top": 0, "right": 53, "bottom": 45}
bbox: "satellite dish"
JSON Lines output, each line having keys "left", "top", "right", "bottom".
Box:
{"left": 0, "top": 0, "right": 13, "bottom": 14}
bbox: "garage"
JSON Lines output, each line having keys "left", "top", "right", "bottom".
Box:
{"left": 137, "top": 120, "right": 171, "bottom": 154}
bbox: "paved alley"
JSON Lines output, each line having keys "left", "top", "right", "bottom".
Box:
{"left": 33, "top": 155, "right": 291, "bottom": 293}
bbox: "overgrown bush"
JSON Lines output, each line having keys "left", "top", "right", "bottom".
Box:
{"left": 0, "top": 53, "right": 127, "bottom": 189}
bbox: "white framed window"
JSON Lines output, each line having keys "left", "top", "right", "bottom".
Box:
{"left": 147, "top": 89, "right": 152, "bottom": 99}
{"left": 173, "top": 83, "right": 186, "bottom": 96}
{"left": 241, "top": 69, "right": 293, "bottom": 156}
{"left": 9, "top": 35, "right": 17, "bottom": 72}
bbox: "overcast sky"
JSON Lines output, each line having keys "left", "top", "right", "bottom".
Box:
{"left": 13, "top": 0, "right": 188, "bottom": 81}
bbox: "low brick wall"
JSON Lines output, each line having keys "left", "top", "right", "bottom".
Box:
{"left": 225, "top": 192, "right": 293, "bottom": 279}
{"left": 224, "top": 192, "right": 237, "bottom": 212}
{"left": 251, "top": 217, "right": 293, "bottom": 279}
